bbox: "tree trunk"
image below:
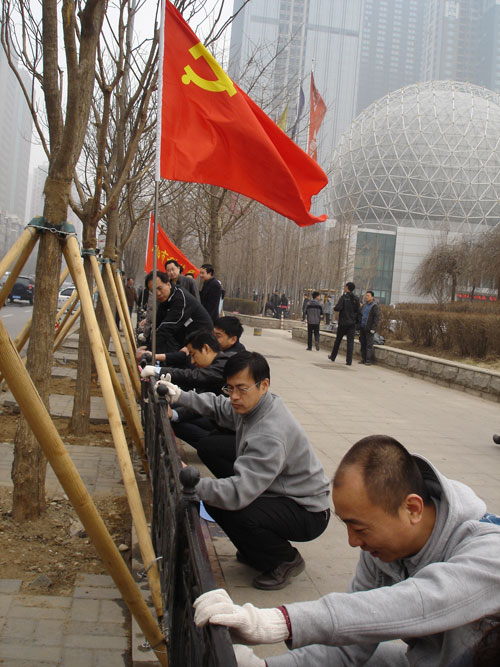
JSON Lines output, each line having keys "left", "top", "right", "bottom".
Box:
{"left": 11, "top": 231, "right": 62, "bottom": 519}
{"left": 207, "top": 185, "right": 221, "bottom": 272}
{"left": 69, "top": 254, "right": 94, "bottom": 435}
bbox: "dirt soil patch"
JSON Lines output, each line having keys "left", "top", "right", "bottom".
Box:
{"left": 0, "top": 486, "right": 131, "bottom": 596}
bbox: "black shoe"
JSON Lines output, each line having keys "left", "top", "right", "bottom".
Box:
{"left": 328, "top": 355, "right": 335, "bottom": 361}
{"left": 358, "top": 360, "right": 365, "bottom": 364}
{"left": 306, "top": 347, "right": 312, "bottom": 351}
{"left": 365, "top": 362, "right": 372, "bottom": 366}
{"left": 315, "top": 342, "right": 320, "bottom": 350}
{"left": 346, "top": 362, "right": 352, "bottom": 366}
{"left": 253, "top": 551, "right": 305, "bottom": 590}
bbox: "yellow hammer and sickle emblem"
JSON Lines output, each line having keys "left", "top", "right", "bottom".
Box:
{"left": 181, "top": 43, "right": 237, "bottom": 97}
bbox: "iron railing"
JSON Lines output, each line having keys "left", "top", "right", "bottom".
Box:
{"left": 142, "top": 381, "right": 237, "bottom": 666}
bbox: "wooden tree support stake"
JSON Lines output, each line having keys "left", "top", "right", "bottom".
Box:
{"left": 63, "top": 236, "right": 163, "bottom": 621}
{"left": 0, "top": 318, "right": 167, "bottom": 665}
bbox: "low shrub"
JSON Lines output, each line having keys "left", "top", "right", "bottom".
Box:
{"left": 392, "top": 310, "right": 500, "bottom": 358}
{"left": 223, "top": 297, "right": 259, "bottom": 315}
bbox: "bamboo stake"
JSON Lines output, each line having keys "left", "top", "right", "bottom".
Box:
{"left": 90, "top": 253, "right": 145, "bottom": 461}
{"left": 105, "top": 262, "right": 141, "bottom": 397}
{"left": 0, "top": 233, "right": 39, "bottom": 308}
{"left": 110, "top": 264, "right": 136, "bottom": 356}
{"left": 90, "top": 255, "right": 142, "bottom": 410}
{"left": 54, "top": 304, "right": 82, "bottom": 353}
{"left": 0, "top": 318, "right": 167, "bottom": 665}
{"left": 0, "top": 226, "right": 38, "bottom": 281}
{"left": 101, "top": 337, "right": 146, "bottom": 464}
{"left": 115, "top": 268, "right": 137, "bottom": 352}
{"left": 63, "top": 236, "right": 163, "bottom": 620}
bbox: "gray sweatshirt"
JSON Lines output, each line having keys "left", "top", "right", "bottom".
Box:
{"left": 176, "top": 390, "right": 330, "bottom": 512}
{"left": 267, "top": 455, "right": 500, "bottom": 666}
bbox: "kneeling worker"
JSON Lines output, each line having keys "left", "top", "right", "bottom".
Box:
{"left": 194, "top": 436, "right": 500, "bottom": 666}
{"left": 158, "top": 351, "right": 330, "bottom": 590}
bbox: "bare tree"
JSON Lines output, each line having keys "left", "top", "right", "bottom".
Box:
{"left": 411, "top": 240, "right": 465, "bottom": 304}
{"left": 1, "top": 0, "right": 107, "bottom": 519}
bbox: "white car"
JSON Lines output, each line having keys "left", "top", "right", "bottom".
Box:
{"left": 57, "top": 286, "right": 77, "bottom": 308}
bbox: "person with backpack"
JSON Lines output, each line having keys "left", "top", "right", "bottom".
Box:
{"left": 328, "top": 282, "right": 360, "bottom": 366}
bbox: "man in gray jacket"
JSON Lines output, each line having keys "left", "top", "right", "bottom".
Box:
{"left": 194, "top": 435, "right": 500, "bottom": 666}
{"left": 160, "top": 351, "right": 331, "bottom": 591}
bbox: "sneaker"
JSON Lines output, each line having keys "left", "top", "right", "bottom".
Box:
{"left": 252, "top": 551, "right": 305, "bottom": 590}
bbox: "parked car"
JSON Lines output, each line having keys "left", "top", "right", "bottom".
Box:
{"left": 57, "top": 285, "right": 77, "bottom": 308}
{"left": 9, "top": 276, "right": 35, "bottom": 304}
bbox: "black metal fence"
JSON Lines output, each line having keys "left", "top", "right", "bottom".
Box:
{"left": 142, "top": 381, "right": 237, "bottom": 666}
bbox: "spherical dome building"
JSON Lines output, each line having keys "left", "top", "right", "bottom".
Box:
{"left": 330, "top": 81, "right": 500, "bottom": 233}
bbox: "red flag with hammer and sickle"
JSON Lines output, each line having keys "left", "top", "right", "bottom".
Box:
{"left": 159, "top": 0, "right": 328, "bottom": 227}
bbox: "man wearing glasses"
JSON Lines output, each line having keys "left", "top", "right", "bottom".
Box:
{"left": 160, "top": 350, "right": 330, "bottom": 591}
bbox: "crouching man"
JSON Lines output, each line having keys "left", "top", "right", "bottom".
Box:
{"left": 159, "top": 351, "right": 330, "bottom": 590}
{"left": 193, "top": 435, "right": 500, "bottom": 666}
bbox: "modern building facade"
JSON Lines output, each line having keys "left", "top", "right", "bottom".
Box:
{"left": 0, "top": 49, "right": 32, "bottom": 222}
{"left": 330, "top": 81, "right": 500, "bottom": 303}
{"left": 355, "top": 0, "right": 426, "bottom": 116}
{"left": 229, "top": 0, "right": 363, "bottom": 173}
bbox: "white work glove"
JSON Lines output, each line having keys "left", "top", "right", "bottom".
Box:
{"left": 193, "top": 589, "right": 288, "bottom": 645}
{"left": 233, "top": 645, "right": 266, "bottom": 667}
{"left": 137, "top": 332, "right": 146, "bottom": 342}
{"left": 140, "top": 365, "right": 158, "bottom": 379}
{"left": 370, "top": 329, "right": 375, "bottom": 334}
{"left": 154, "top": 373, "right": 182, "bottom": 403}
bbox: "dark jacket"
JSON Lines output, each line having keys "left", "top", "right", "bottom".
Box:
{"left": 159, "top": 351, "right": 232, "bottom": 395}
{"left": 361, "top": 302, "right": 380, "bottom": 332}
{"left": 200, "top": 276, "right": 222, "bottom": 322}
{"left": 153, "top": 285, "right": 213, "bottom": 354}
{"left": 177, "top": 274, "right": 200, "bottom": 301}
{"left": 334, "top": 291, "right": 361, "bottom": 327}
{"left": 305, "top": 299, "right": 323, "bottom": 325}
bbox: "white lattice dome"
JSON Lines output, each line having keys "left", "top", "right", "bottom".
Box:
{"left": 329, "top": 81, "right": 500, "bottom": 232}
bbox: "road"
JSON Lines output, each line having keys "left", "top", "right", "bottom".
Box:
{"left": 0, "top": 302, "right": 33, "bottom": 339}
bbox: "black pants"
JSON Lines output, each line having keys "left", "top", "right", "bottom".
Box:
{"left": 205, "top": 497, "right": 330, "bottom": 572}
{"left": 307, "top": 323, "right": 320, "bottom": 349}
{"left": 325, "top": 313, "right": 331, "bottom": 325}
{"left": 172, "top": 417, "right": 215, "bottom": 446}
{"left": 359, "top": 328, "right": 375, "bottom": 363}
{"left": 330, "top": 324, "right": 355, "bottom": 364}
{"left": 173, "top": 421, "right": 237, "bottom": 478}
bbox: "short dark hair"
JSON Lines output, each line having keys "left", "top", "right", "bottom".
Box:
{"left": 201, "top": 263, "right": 214, "bottom": 275}
{"left": 333, "top": 435, "right": 431, "bottom": 515}
{"left": 312, "top": 291, "right": 320, "bottom": 299}
{"left": 214, "top": 315, "right": 243, "bottom": 340}
{"left": 223, "top": 351, "right": 270, "bottom": 384}
{"left": 346, "top": 282, "right": 355, "bottom": 292}
{"left": 165, "top": 258, "right": 181, "bottom": 270}
{"left": 185, "top": 330, "right": 220, "bottom": 352}
{"left": 156, "top": 271, "right": 171, "bottom": 284}
{"left": 366, "top": 290, "right": 375, "bottom": 297}
{"left": 145, "top": 271, "right": 154, "bottom": 288}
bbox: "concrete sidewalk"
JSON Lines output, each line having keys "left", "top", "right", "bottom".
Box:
{"left": 206, "top": 326, "right": 500, "bottom": 662}
{"left": 2, "top": 326, "right": 500, "bottom": 664}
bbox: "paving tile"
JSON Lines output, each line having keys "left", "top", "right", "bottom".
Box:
{"left": 0, "top": 641, "right": 62, "bottom": 661}
{"left": 0, "top": 579, "right": 22, "bottom": 594}
{"left": 64, "top": 632, "right": 128, "bottom": 650}
{"left": 61, "top": 647, "right": 96, "bottom": 666}
{"left": 1, "top": 617, "right": 36, "bottom": 639}
{"left": 70, "top": 597, "right": 100, "bottom": 622}
{"left": 74, "top": 586, "right": 122, "bottom": 600}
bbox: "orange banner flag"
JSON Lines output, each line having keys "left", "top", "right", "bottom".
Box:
{"left": 158, "top": 0, "right": 328, "bottom": 227}
{"left": 144, "top": 215, "right": 200, "bottom": 277}
{"left": 307, "top": 73, "right": 327, "bottom": 162}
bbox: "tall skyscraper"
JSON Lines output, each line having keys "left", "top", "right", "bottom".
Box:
{"left": 229, "top": 0, "right": 363, "bottom": 172}
{"left": 478, "top": 0, "right": 500, "bottom": 92}
{"left": 0, "top": 49, "right": 32, "bottom": 221}
{"left": 355, "top": 0, "right": 426, "bottom": 115}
